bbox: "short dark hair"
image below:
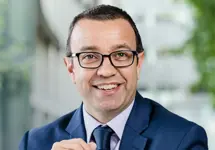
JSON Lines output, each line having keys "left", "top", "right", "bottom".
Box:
{"left": 66, "top": 4, "right": 144, "bottom": 55}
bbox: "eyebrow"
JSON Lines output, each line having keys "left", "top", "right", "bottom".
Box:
{"left": 79, "top": 43, "right": 132, "bottom": 52}
{"left": 110, "top": 43, "right": 132, "bottom": 50}
{"left": 80, "top": 46, "right": 98, "bottom": 51}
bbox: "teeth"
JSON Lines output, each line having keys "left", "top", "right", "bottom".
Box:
{"left": 97, "top": 84, "right": 118, "bottom": 90}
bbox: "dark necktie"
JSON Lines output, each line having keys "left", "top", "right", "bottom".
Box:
{"left": 92, "top": 126, "right": 114, "bottom": 150}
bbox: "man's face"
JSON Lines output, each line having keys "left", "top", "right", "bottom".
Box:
{"left": 65, "top": 18, "right": 144, "bottom": 115}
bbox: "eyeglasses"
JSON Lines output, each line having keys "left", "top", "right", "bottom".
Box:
{"left": 66, "top": 50, "right": 138, "bottom": 69}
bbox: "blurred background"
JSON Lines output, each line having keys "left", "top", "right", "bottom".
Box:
{"left": 0, "top": 0, "right": 215, "bottom": 149}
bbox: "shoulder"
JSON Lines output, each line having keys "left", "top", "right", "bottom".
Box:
{"left": 29, "top": 110, "right": 75, "bottom": 139}
{"left": 144, "top": 98, "right": 208, "bottom": 149}
{"left": 148, "top": 98, "right": 199, "bottom": 130}
{"left": 19, "top": 110, "right": 76, "bottom": 150}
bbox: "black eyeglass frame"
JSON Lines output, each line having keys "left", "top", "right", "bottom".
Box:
{"left": 66, "top": 50, "right": 139, "bottom": 69}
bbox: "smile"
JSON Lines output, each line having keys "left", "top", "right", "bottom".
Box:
{"left": 93, "top": 84, "right": 121, "bottom": 90}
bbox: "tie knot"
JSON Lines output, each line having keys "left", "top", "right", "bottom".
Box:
{"left": 92, "top": 126, "right": 114, "bottom": 150}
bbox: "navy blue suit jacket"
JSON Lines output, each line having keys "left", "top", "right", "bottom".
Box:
{"left": 19, "top": 91, "right": 208, "bottom": 150}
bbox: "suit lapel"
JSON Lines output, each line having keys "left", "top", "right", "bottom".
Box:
{"left": 119, "top": 91, "right": 152, "bottom": 150}
{"left": 65, "top": 104, "right": 87, "bottom": 142}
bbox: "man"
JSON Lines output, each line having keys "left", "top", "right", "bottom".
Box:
{"left": 19, "top": 4, "right": 208, "bottom": 150}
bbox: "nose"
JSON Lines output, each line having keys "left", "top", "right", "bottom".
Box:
{"left": 97, "top": 57, "right": 117, "bottom": 77}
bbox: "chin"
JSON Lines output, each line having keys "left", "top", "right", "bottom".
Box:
{"left": 98, "top": 101, "right": 122, "bottom": 111}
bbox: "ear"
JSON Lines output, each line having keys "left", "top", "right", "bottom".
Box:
{"left": 63, "top": 57, "right": 76, "bottom": 84}
{"left": 136, "top": 51, "right": 144, "bottom": 80}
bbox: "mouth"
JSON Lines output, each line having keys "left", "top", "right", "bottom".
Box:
{"left": 93, "top": 83, "right": 121, "bottom": 91}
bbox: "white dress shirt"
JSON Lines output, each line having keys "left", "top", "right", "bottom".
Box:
{"left": 83, "top": 100, "right": 134, "bottom": 150}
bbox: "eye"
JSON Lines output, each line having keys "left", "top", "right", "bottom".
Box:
{"left": 80, "top": 53, "right": 101, "bottom": 64}
{"left": 112, "top": 51, "right": 133, "bottom": 61}
{"left": 83, "top": 54, "right": 96, "bottom": 59}
{"left": 114, "top": 51, "right": 129, "bottom": 59}
{"left": 117, "top": 52, "right": 126, "bottom": 57}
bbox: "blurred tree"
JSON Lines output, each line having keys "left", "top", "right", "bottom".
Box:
{"left": 0, "top": 0, "right": 39, "bottom": 149}
{"left": 0, "top": 0, "right": 7, "bottom": 50}
{"left": 0, "top": 0, "right": 8, "bottom": 149}
{"left": 184, "top": 0, "right": 215, "bottom": 108}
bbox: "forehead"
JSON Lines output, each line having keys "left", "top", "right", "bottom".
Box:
{"left": 70, "top": 18, "right": 136, "bottom": 52}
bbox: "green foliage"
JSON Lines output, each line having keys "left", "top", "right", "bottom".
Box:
{"left": 185, "top": 0, "right": 215, "bottom": 108}
{"left": 0, "top": 0, "right": 31, "bottom": 98}
{"left": 0, "top": 0, "right": 7, "bottom": 49}
{"left": 0, "top": 42, "right": 32, "bottom": 98}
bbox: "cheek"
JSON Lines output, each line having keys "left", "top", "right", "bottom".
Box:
{"left": 76, "top": 69, "right": 95, "bottom": 89}
{"left": 120, "top": 67, "right": 138, "bottom": 86}
{"left": 128, "top": 72, "right": 138, "bottom": 87}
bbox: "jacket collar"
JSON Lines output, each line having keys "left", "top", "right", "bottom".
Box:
{"left": 127, "top": 91, "right": 152, "bottom": 132}
{"left": 65, "top": 104, "right": 87, "bottom": 141}
{"left": 119, "top": 91, "right": 152, "bottom": 150}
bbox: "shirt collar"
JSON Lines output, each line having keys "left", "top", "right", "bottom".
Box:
{"left": 83, "top": 100, "right": 134, "bottom": 143}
